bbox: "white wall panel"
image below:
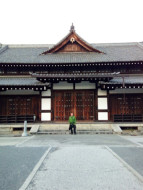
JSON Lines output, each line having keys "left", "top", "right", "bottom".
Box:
{"left": 42, "top": 90, "right": 51, "bottom": 97}
{"left": 41, "top": 98, "right": 51, "bottom": 110}
{"left": 53, "top": 82, "right": 73, "bottom": 90}
{"left": 0, "top": 90, "right": 39, "bottom": 95}
{"left": 75, "top": 82, "right": 95, "bottom": 89}
{"left": 98, "top": 112, "right": 108, "bottom": 120}
{"left": 98, "top": 89, "right": 107, "bottom": 96}
{"left": 41, "top": 113, "right": 51, "bottom": 121}
{"left": 98, "top": 98, "right": 108, "bottom": 110}
{"left": 109, "top": 88, "right": 143, "bottom": 94}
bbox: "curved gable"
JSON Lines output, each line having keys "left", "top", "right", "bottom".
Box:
{"left": 42, "top": 24, "right": 103, "bottom": 54}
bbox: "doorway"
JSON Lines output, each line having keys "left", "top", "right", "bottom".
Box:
{"left": 53, "top": 90, "right": 96, "bottom": 121}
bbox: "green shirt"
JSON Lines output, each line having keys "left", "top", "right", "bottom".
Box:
{"left": 69, "top": 116, "right": 76, "bottom": 125}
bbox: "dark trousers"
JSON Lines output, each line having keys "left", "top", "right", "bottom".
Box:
{"left": 69, "top": 124, "right": 76, "bottom": 134}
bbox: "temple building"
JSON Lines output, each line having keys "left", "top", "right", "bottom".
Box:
{"left": 0, "top": 24, "right": 143, "bottom": 123}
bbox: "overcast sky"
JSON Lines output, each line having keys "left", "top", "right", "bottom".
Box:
{"left": 0, "top": 0, "right": 143, "bottom": 44}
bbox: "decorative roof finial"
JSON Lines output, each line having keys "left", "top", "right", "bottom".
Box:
{"left": 70, "top": 23, "right": 75, "bottom": 32}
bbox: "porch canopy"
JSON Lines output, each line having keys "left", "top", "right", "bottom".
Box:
{"left": 32, "top": 72, "right": 120, "bottom": 83}
{"left": 0, "top": 77, "right": 50, "bottom": 91}
{"left": 32, "top": 73, "right": 143, "bottom": 90}
{"left": 100, "top": 76, "right": 143, "bottom": 90}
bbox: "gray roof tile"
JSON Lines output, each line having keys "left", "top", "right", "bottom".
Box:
{"left": 0, "top": 43, "right": 143, "bottom": 63}
{"left": 101, "top": 76, "right": 143, "bottom": 84}
{"left": 0, "top": 77, "right": 49, "bottom": 86}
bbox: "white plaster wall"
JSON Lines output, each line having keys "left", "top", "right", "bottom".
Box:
{"left": 0, "top": 90, "right": 39, "bottom": 95}
{"left": 98, "top": 89, "right": 107, "bottom": 96}
{"left": 75, "top": 82, "right": 96, "bottom": 89}
{"left": 98, "top": 112, "right": 108, "bottom": 120}
{"left": 42, "top": 90, "right": 51, "bottom": 97}
{"left": 41, "top": 98, "right": 51, "bottom": 110}
{"left": 98, "top": 98, "right": 108, "bottom": 110}
{"left": 109, "top": 88, "right": 143, "bottom": 94}
{"left": 41, "top": 113, "right": 51, "bottom": 121}
{"left": 53, "top": 82, "right": 73, "bottom": 90}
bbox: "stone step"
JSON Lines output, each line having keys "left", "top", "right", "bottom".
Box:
{"left": 37, "top": 130, "right": 113, "bottom": 135}
{"left": 0, "top": 127, "right": 13, "bottom": 135}
{"left": 77, "top": 131, "right": 113, "bottom": 134}
{"left": 30, "top": 125, "right": 40, "bottom": 134}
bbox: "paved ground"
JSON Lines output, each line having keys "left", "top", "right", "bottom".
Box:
{"left": 0, "top": 146, "right": 47, "bottom": 190}
{"left": 0, "top": 134, "right": 143, "bottom": 190}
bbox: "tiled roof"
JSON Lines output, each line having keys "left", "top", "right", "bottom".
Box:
{"left": 100, "top": 76, "right": 143, "bottom": 84}
{"left": 0, "top": 43, "right": 143, "bottom": 63}
{"left": 0, "top": 77, "right": 49, "bottom": 86}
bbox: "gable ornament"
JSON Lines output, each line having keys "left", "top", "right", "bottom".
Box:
{"left": 70, "top": 37, "right": 75, "bottom": 43}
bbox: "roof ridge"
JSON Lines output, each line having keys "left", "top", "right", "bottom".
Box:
{"left": 0, "top": 45, "right": 8, "bottom": 54}
{"left": 137, "top": 42, "right": 143, "bottom": 50}
{"left": 0, "top": 42, "right": 140, "bottom": 48}
{"left": 7, "top": 44, "right": 54, "bottom": 48}
{"left": 92, "top": 42, "right": 139, "bottom": 47}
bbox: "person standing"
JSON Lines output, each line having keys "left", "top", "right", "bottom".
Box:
{"left": 69, "top": 112, "right": 76, "bottom": 134}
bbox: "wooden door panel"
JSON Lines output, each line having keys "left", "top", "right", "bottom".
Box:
{"left": 54, "top": 92, "right": 65, "bottom": 120}
{"left": 75, "top": 92, "right": 84, "bottom": 120}
{"left": 64, "top": 92, "right": 73, "bottom": 120}
{"left": 84, "top": 91, "right": 94, "bottom": 120}
{"left": 53, "top": 90, "right": 95, "bottom": 121}
{"left": 109, "top": 94, "right": 143, "bottom": 120}
{"left": 0, "top": 95, "right": 40, "bottom": 120}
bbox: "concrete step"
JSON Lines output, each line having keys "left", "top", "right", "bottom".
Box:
{"left": 30, "top": 125, "right": 40, "bottom": 134}
{"left": 37, "top": 129, "right": 113, "bottom": 135}
{"left": 0, "top": 127, "right": 13, "bottom": 135}
{"left": 77, "top": 130, "right": 113, "bottom": 134}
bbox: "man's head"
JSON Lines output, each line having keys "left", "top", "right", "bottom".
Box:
{"left": 70, "top": 112, "right": 73, "bottom": 116}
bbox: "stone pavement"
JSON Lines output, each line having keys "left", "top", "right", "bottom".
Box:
{"left": 0, "top": 135, "right": 143, "bottom": 190}
{"left": 26, "top": 146, "right": 143, "bottom": 190}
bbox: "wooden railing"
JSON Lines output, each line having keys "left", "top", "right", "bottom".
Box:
{"left": 114, "top": 114, "right": 143, "bottom": 122}
{"left": 0, "top": 115, "right": 35, "bottom": 123}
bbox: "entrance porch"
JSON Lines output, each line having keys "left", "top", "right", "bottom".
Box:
{"left": 1, "top": 122, "right": 143, "bottom": 136}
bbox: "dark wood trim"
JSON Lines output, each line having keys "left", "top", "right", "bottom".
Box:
{"left": 51, "top": 87, "right": 54, "bottom": 121}
{"left": 97, "top": 120, "right": 108, "bottom": 122}
{"left": 41, "top": 110, "right": 51, "bottom": 113}
{"left": 0, "top": 86, "right": 49, "bottom": 91}
{"left": 73, "top": 83, "right": 75, "bottom": 90}
{"left": 97, "top": 110, "right": 109, "bottom": 112}
{"left": 52, "top": 88, "right": 95, "bottom": 91}
{"left": 51, "top": 83, "right": 53, "bottom": 90}
{"left": 94, "top": 89, "right": 97, "bottom": 121}
{"left": 97, "top": 95, "right": 108, "bottom": 98}
{"left": 41, "top": 96, "right": 52, "bottom": 98}
{"left": 1, "top": 61, "right": 143, "bottom": 68}
{"left": 0, "top": 94, "right": 40, "bottom": 97}
{"left": 107, "top": 90, "right": 110, "bottom": 121}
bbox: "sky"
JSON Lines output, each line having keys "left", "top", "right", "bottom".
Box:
{"left": 0, "top": 0, "right": 143, "bottom": 44}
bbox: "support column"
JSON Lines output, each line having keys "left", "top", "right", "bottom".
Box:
{"left": 97, "top": 89, "right": 108, "bottom": 121}
{"left": 41, "top": 90, "right": 51, "bottom": 121}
